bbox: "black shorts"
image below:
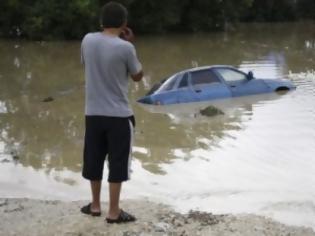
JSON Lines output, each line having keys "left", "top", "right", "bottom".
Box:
{"left": 82, "top": 115, "right": 135, "bottom": 182}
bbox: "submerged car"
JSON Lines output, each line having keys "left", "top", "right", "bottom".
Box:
{"left": 137, "top": 65, "right": 296, "bottom": 105}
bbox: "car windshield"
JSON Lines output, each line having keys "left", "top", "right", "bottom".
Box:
{"left": 145, "top": 79, "right": 167, "bottom": 96}
{"left": 146, "top": 74, "right": 180, "bottom": 95}
{"left": 215, "top": 68, "right": 247, "bottom": 82}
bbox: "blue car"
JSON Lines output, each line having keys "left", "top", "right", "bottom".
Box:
{"left": 137, "top": 66, "right": 296, "bottom": 105}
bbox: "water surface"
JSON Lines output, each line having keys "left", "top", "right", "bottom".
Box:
{"left": 0, "top": 23, "right": 315, "bottom": 229}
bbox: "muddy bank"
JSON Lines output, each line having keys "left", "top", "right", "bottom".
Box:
{"left": 0, "top": 198, "right": 314, "bottom": 236}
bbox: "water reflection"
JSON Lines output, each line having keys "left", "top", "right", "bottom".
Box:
{"left": 239, "top": 51, "right": 287, "bottom": 79}
{"left": 136, "top": 92, "right": 288, "bottom": 173}
{"left": 136, "top": 104, "right": 243, "bottom": 173}
{"left": 0, "top": 96, "right": 84, "bottom": 172}
{"left": 0, "top": 39, "right": 86, "bottom": 172}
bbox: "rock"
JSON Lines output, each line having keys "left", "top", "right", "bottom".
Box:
{"left": 12, "top": 154, "right": 19, "bottom": 161}
{"left": 154, "top": 222, "right": 171, "bottom": 232}
{"left": 0, "top": 199, "right": 8, "bottom": 207}
{"left": 173, "top": 219, "right": 183, "bottom": 227}
{"left": 179, "top": 230, "right": 188, "bottom": 236}
{"left": 183, "top": 218, "right": 190, "bottom": 224}
{"left": 42, "top": 96, "right": 54, "bottom": 102}
{"left": 0, "top": 158, "right": 10, "bottom": 163}
{"left": 9, "top": 151, "right": 20, "bottom": 161}
{"left": 187, "top": 210, "right": 224, "bottom": 226}
{"left": 200, "top": 106, "right": 224, "bottom": 117}
{"left": 4, "top": 205, "right": 24, "bottom": 213}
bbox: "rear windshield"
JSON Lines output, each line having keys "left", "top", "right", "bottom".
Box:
{"left": 214, "top": 68, "right": 247, "bottom": 82}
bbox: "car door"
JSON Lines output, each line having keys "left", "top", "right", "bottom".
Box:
{"left": 213, "top": 68, "right": 270, "bottom": 97}
{"left": 176, "top": 73, "right": 196, "bottom": 103}
{"left": 189, "top": 69, "right": 231, "bottom": 102}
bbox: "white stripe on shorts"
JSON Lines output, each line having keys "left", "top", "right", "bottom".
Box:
{"left": 127, "top": 120, "right": 134, "bottom": 180}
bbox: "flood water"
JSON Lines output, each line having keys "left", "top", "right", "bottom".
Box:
{"left": 0, "top": 23, "right": 315, "bottom": 229}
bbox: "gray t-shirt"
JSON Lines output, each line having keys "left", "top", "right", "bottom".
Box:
{"left": 81, "top": 32, "right": 142, "bottom": 117}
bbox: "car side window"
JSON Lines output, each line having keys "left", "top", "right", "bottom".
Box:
{"left": 215, "top": 68, "right": 247, "bottom": 82}
{"left": 178, "top": 73, "right": 189, "bottom": 88}
{"left": 191, "top": 70, "right": 220, "bottom": 86}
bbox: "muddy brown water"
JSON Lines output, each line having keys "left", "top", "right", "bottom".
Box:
{"left": 0, "top": 23, "right": 315, "bottom": 229}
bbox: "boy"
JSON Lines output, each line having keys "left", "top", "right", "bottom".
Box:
{"left": 80, "top": 1, "right": 143, "bottom": 223}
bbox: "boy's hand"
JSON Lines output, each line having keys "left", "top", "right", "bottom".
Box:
{"left": 120, "top": 27, "right": 135, "bottom": 43}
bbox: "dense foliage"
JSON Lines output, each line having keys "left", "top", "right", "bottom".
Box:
{"left": 0, "top": 0, "right": 314, "bottom": 40}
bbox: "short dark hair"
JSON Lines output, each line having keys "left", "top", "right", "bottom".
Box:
{"left": 100, "top": 2, "right": 128, "bottom": 28}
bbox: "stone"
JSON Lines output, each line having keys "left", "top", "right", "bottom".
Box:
{"left": 154, "top": 222, "right": 171, "bottom": 232}
{"left": 42, "top": 96, "right": 54, "bottom": 102}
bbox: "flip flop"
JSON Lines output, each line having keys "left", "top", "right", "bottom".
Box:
{"left": 80, "top": 203, "right": 101, "bottom": 217}
{"left": 106, "top": 210, "right": 136, "bottom": 224}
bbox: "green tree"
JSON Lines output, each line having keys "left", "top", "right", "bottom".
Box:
{"left": 0, "top": 0, "right": 98, "bottom": 39}
{"left": 245, "top": 0, "right": 297, "bottom": 22}
{"left": 0, "top": 0, "right": 315, "bottom": 40}
{"left": 297, "top": 0, "right": 315, "bottom": 19}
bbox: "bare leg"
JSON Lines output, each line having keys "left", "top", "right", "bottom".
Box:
{"left": 107, "top": 182, "right": 122, "bottom": 219}
{"left": 90, "top": 180, "right": 102, "bottom": 212}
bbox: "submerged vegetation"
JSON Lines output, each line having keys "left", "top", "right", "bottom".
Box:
{"left": 0, "top": 0, "right": 315, "bottom": 40}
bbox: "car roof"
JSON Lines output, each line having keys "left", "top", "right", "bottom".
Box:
{"left": 180, "top": 65, "right": 237, "bottom": 74}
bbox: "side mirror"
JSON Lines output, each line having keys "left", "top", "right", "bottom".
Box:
{"left": 247, "top": 71, "right": 254, "bottom": 80}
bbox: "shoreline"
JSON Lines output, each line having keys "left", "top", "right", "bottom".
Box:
{"left": 1, "top": 198, "right": 314, "bottom": 236}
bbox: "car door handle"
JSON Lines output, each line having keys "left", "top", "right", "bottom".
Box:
{"left": 230, "top": 85, "right": 236, "bottom": 88}
{"left": 195, "top": 90, "right": 201, "bottom": 93}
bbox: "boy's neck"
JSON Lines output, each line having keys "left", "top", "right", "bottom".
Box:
{"left": 103, "top": 28, "right": 121, "bottom": 37}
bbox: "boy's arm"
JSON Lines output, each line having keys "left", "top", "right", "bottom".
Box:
{"left": 126, "top": 44, "right": 143, "bottom": 82}
{"left": 121, "top": 28, "right": 143, "bottom": 82}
